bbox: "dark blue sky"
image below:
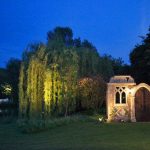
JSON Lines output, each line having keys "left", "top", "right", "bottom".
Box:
{"left": 0, "top": 0, "right": 150, "bottom": 67}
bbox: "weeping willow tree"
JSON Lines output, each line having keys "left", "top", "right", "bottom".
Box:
{"left": 44, "top": 64, "right": 62, "bottom": 116}
{"left": 19, "top": 27, "right": 113, "bottom": 119}
{"left": 59, "top": 49, "right": 79, "bottom": 116}
{"left": 19, "top": 44, "right": 47, "bottom": 118}
{"left": 26, "top": 57, "right": 45, "bottom": 118}
{"left": 77, "top": 47, "right": 101, "bottom": 77}
{"left": 43, "top": 49, "right": 79, "bottom": 116}
{"left": 19, "top": 44, "right": 79, "bottom": 118}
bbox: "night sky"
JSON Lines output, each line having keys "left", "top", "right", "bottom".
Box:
{"left": 0, "top": 0, "right": 150, "bottom": 67}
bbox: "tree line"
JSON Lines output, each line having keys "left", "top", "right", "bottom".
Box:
{"left": 0, "top": 26, "right": 150, "bottom": 118}
{"left": 19, "top": 27, "right": 111, "bottom": 118}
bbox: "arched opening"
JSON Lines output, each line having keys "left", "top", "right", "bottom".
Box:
{"left": 122, "top": 92, "right": 126, "bottom": 103}
{"left": 115, "top": 92, "right": 120, "bottom": 104}
{"left": 135, "top": 87, "right": 150, "bottom": 122}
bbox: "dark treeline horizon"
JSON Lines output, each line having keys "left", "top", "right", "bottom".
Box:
{"left": 0, "top": 26, "right": 150, "bottom": 118}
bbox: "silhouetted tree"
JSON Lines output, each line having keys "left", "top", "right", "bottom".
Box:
{"left": 101, "top": 54, "right": 131, "bottom": 77}
{"left": 6, "top": 58, "right": 21, "bottom": 103}
{"left": 130, "top": 26, "right": 150, "bottom": 84}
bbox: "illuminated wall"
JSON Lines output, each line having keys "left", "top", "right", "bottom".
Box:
{"left": 106, "top": 76, "right": 136, "bottom": 122}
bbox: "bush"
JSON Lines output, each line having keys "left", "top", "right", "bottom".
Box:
{"left": 17, "top": 115, "right": 95, "bottom": 134}
{"left": 78, "top": 76, "right": 106, "bottom": 111}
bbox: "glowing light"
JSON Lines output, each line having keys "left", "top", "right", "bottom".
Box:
{"left": 1, "top": 84, "right": 12, "bottom": 96}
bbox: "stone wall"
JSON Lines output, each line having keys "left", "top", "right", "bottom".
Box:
{"left": 107, "top": 76, "right": 136, "bottom": 122}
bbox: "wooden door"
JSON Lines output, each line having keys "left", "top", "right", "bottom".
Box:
{"left": 135, "top": 88, "right": 150, "bottom": 121}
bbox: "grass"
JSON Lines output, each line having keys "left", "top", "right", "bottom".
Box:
{"left": 17, "top": 115, "right": 94, "bottom": 133}
{"left": 1, "top": 117, "right": 150, "bottom": 150}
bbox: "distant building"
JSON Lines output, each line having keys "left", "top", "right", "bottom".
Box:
{"left": 106, "top": 76, "right": 150, "bottom": 122}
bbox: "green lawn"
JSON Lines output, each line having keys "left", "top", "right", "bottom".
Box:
{"left": 1, "top": 121, "right": 150, "bottom": 150}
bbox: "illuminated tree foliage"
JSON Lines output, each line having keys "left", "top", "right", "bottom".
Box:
{"left": 19, "top": 47, "right": 79, "bottom": 118}
{"left": 78, "top": 76, "right": 106, "bottom": 111}
{"left": 19, "top": 45, "right": 46, "bottom": 118}
{"left": 19, "top": 27, "right": 112, "bottom": 119}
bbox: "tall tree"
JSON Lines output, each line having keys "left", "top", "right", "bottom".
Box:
{"left": 130, "top": 27, "right": 150, "bottom": 84}
{"left": 19, "top": 27, "right": 115, "bottom": 118}
{"left": 47, "top": 27, "right": 73, "bottom": 49}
